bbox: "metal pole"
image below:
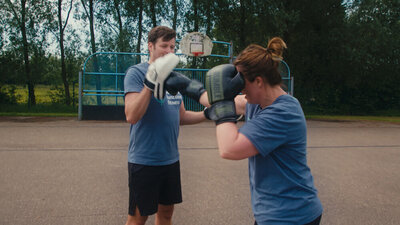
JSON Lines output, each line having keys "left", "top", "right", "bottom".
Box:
{"left": 290, "top": 76, "right": 294, "bottom": 96}
{"left": 115, "top": 54, "right": 118, "bottom": 105}
{"left": 72, "top": 81, "right": 75, "bottom": 106}
{"left": 229, "top": 41, "right": 234, "bottom": 64}
{"left": 78, "top": 71, "right": 82, "bottom": 120}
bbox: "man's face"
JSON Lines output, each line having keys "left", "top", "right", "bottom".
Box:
{"left": 148, "top": 37, "right": 176, "bottom": 63}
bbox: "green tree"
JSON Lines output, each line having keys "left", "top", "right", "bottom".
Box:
{"left": 182, "top": 0, "right": 218, "bottom": 68}
{"left": 171, "top": 0, "right": 178, "bottom": 30}
{"left": 212, "top": 0, "right": 251, "bottom": 54}
{"left": 212, "top": 0, "right": 292, "bottom": 54}
{"left": 344, "top": 0, "right": 400, "bottom": 112}
{"left": 2, "top": 0, "right": 53, "bottom": 106}
{"left": 124, "top": 0, "right": 145, "bottom": 56}
{"left": 283, "top": 0, "right": 347, "bottom": 112}
{"left": 0, "top": 50, "right": 24, "bottom": 85}
{"left": 97, "top": 0, "right": 133, "bottom": 52}
{"left": 80, "top": 0, "right": 102, "bottom": 104}
{"left": 54, "top": 0, "right": 74, "bottom": 105}
{"left": 145, "top": 0, "right": 166, "bottom": 28}
{"left": 135, "top": 0, "right": 144, "bottom": 55}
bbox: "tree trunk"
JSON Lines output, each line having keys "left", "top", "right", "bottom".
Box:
{"left": 239, "top": 0, "right": 246, "bottom": 51}
{"left": 88, "top": 0, "right": 101, "bottom": 105}
{"left": 150, "top": 0, "right": 156, "bottom": 27}
{"left": 21, "top": 0, "right": 35, "bottom": 106}
{"left": 172, "top": 0, "right": 177, "bottom": 31}
{"left": 191, "top": 0, "right": 198, "bottom": 68}
{"left": 193, "top": 0, "right": 198, "bottom": 31}
{"left": 58, "top": 0, "right": 71, "bottom": 105}
{"left": 136, "top": 0, "right": 143, "bottom": 63}
{"left": 204, "top": 0, "right": 212, "bottom": 66}
{"left": 113, "top": 0, "right": 125, "bottom": 52}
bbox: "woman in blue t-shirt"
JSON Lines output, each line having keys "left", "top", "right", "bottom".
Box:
{"left": 211, "top": 37, "right": 323, "bottom": 225}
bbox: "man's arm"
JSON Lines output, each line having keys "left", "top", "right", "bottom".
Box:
{"left": 124, "top": 54, "right": 179, "bottom": 124}
{"left": 124, "top": 88, "right": 152, "bottom": 124}
{"left": 179, "top": 102, "right": 207, "bottom": 125}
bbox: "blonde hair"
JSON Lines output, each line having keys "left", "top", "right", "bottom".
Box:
{"left": 234, "top": 37, "right": 287, "bottom": 85}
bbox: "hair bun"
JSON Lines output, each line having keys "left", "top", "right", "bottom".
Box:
{"left": 266, "top": 48, "right": 275, "bottom": 54}
{"left": 266, "top": 37, "right": 287, "bottom": 60}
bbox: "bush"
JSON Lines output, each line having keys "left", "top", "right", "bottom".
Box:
{"left": 0, "top": 85, "right": 21, "bottom": 104}
{"left": 48, "top": 85, "right": 78, "bottom": 105}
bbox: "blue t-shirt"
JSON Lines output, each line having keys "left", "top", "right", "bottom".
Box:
{"left": 124, "top": 62, "right": 182, "bottom": 166}
{"left": 239, "top": 94, "right": 323, "bottom": 225}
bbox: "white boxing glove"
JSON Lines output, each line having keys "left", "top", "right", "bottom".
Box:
{"left": 144, "top": 53, "right": 180, "bottom": 100}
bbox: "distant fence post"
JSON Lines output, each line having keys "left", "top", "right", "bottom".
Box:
{"left": 229, "top": 41, "right": 234, "bottom": 64}
{"left": 290, "top": 76, "right": 294, "bottom": 96}
{"left": 78, "top": 71, "right": 82, "bottom": 120}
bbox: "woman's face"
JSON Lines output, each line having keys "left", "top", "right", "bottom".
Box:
{"left": 236, "top": 66, "right": 261, "bottom": 105}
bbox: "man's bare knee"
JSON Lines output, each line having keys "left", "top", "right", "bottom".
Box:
{"left": 156, "top": 204, "right": 174, "bottom": 224}
{"left": 126, "top": 207, "right": 148, "bottom": 225}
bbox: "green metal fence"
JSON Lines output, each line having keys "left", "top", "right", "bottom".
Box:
{"left": 78, "top": 41, "right": 293, "bottom": 120}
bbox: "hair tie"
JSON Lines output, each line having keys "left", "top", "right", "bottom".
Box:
{"left": 264, "top": 49, "right": 271, "bottom": 59}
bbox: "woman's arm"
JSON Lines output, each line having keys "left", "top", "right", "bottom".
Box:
{"left": 234, "top": 95, "right": 247, "bottom": 115}
{"left": 198, "top": 92, "right": 246, "bottom": 114}
{"left": 198, "top": 92, "right": 211, "bottom": 108}
{"left": 216, "top": 122, "right": 258, "bottom": 160}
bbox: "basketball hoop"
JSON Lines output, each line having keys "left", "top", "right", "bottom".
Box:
{"left": 180, "top": 32, "right": 213, "bottom": 57}
{"left": 192, "top": 52, "right": 204, "bottom": 57}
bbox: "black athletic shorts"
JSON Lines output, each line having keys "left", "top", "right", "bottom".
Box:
{"left": 128, "top": 161, "right": 182, "bottom": 216}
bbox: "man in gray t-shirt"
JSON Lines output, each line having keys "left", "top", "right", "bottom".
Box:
{"left": 124, "top": 26, "right": 209, "bottom": 225}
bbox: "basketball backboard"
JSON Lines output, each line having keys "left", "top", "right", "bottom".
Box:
{"left": 180, "top": 32, "right": 213, "bottom": 57}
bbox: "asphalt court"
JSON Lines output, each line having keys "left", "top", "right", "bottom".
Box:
{"left": 0, "top": 117, "right": 399, "bottom": 225}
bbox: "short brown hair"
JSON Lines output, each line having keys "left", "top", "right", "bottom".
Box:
{"left": 234, "top": 37, "right": 287, "bottom": 86}
{"left": 148, "top": 26, "right": 176, "bottom": 44}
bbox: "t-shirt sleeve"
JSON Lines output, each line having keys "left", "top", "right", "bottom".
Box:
{"left": 124, "top": 66, "right": 144, "bottom": 94}
{"left": 239, "top": 109, "right": 288, "bottom": 157}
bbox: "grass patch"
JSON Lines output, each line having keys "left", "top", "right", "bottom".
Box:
{"left": 12, "top": 84, "right": 53, "bottom": 104}
{"left": 5, "top": 84, "right": 79, "bottom": 104}
{"left": 0, "top": 112, "right": 77, "bottom": 117}
{"left": 0, "top": 103, "right": 77, "bottom": 117}
{"left": 306, "top": 115, "right": 400, "bottom": 123}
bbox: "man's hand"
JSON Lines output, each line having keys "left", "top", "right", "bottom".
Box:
{"left": 144, "top": 53, "right": 179, "bottom": 100}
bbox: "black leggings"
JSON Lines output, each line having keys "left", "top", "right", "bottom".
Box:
{"left": 254, "top": 214, "right": 322, "bottom": 225}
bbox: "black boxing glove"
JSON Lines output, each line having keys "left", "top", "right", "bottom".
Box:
{"left": 165, "top": 72, "right": 206, "bottom": 102}
{"left": 204, "top": 64, "right": 244, "bottom": 124}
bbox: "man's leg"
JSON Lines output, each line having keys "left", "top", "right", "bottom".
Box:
{"left": 125, "top": 207, "right": 148, "bottom": 225}
{"left": 156, "top": 161, "right": 182, "bottom": 225}
{"left": 155, "top": 204, "right": 174, "bottom": 225}
{"left": 127, "top": 163, "right": 158, "bottom": 225}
